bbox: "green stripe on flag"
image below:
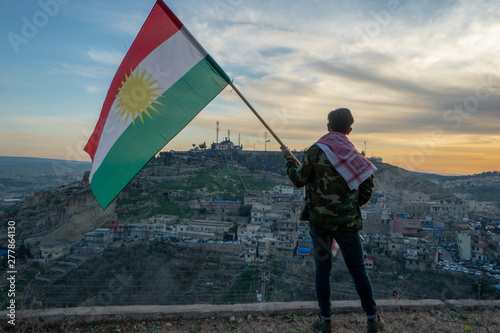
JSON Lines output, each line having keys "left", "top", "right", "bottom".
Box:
{"left": 206, "top": 54, "right": 231, "bottom": 84}
{"left": 91, "top": 57, "right": 228, "bottom": 208}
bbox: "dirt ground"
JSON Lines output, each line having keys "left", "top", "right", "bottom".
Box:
{"left": 7, "top": 307, "right": 500, "bottom": 333}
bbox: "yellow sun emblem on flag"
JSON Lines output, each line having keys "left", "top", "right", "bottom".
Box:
{"left": 114, "top": 68, "right": 163, "bottom": 125}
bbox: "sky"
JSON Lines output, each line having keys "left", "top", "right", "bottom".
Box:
{"left": 1, "top": 0, "right": 499, "bottom": 176}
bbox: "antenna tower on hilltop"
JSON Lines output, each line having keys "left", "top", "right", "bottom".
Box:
{"left": 216, "top": 121, "right": 219, "bottom": 143}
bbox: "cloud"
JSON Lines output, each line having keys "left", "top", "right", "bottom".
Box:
{"left": 5, "top": 0, "right": 500, "bottom": 174}
{"left": 86, "top": 85, "right": 104, "bottom": 94}
{"left": 87, "top": 48, "right": 124, "bottom": 65}
{"left": 50, "top": 63, "right": 111, "bottom": 78}
{"left": 70, "top": 0, "right": 152, "bottom": 37}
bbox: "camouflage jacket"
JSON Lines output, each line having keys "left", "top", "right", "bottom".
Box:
{"left": 285, "top": 144, "right": 373, "bottom": 231}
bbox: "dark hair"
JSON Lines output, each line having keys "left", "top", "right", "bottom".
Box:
{"left": 328, "top": 108, "right": 354, "bottom": 134}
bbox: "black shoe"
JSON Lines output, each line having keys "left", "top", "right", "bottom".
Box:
{"left": 367, "top": 315, "right": 384, "bottom": 332}
{"left": 313, "top": 317, "right": 332, "bottom": 333}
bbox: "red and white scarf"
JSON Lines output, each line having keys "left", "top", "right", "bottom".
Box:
{"left": 314, "top": 132, "right": 376, "bottom": 191}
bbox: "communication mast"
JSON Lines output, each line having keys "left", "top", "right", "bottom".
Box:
{"left": 216, "top": 121, "right": 220, "bottom": 143}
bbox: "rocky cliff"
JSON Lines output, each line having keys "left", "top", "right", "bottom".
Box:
{"left": 0, "top": 179, "right": 117, "bottom": 246}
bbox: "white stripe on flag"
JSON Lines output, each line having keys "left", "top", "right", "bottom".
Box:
{"left": 89, "top": 27, "right": 206, "bottom": 181}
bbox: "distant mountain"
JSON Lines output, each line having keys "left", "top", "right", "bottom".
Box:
{"left": 0, "top": 156, "right": 92, "bottom": 199}
{"left": 371, "top": 161, "right": 455, "bottom": 201}
{"left": 416, "top": 170, "right": 500, "bottom": 206}
{"left": 0, "top": 156, "right": 91, "bottom": 175}
{"left": 416, "top": 170, "right": 500, "bottom": 182}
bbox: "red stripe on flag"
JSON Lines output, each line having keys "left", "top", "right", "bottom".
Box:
{"left": 84, "top": 0, "right": 183, "bottom": 160}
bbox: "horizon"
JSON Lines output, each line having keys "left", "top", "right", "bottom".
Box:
{"left": 1, "top": 154, "right": 498, "bottom": 178}
{"left": 1, "top": 1, "right": 499, "bottom": 176}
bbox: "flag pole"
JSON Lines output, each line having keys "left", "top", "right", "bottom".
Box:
{"left": 229, "top": 81, "right": 301, "bottom": 165}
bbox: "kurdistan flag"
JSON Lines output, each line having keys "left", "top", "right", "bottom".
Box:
{"left": 84, "top": 0, "right": 231, "bottom": 209}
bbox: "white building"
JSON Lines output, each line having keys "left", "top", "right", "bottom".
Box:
{"left": 457, "top": 232, "right": 472, "bottom": 261}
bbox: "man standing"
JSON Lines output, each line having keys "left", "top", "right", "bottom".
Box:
{"left": 280, "top": 108, "right": 383, "bottom": 333}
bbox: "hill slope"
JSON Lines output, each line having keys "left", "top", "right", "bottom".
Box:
{"left": 0, "top": 152, "right": 460, "bottom": 246}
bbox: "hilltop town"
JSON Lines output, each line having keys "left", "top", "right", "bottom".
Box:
{"left": 1, "top": 145, "right": 500, "bottom": 308}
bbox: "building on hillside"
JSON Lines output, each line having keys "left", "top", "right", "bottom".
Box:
{"left": 392, "top": 213, "right": 421, "bottom": 236}
{"left": 273, "top": 233, "right": 297, "bottom": 258}
{"left": 84, "top": 228, "right": 113, "bottom": 248}
{"left": 273, "top": 185, "right": 294, "bottom": 195}
{"left": 361, "top": 209, "right": 390, "bottom": 234}
{"left": 401, "top": 191, "right": 430, "bottom": 203}
{"left": 402, "top": 202, "right": 431, "bottom": 219}
{"left": 177, "top": 220, "right": 234, "bottom": 240}
{"left": 245, "top": 238, "right": 272, "bottom": 262}
{"left": 146, "top": 219, "right": 178, "bottom": 239}
{"left": 368, "top": 156, "right": 382, "bottom": 163}
{"left": 211, "top": 137, "right": 242, "bottom": 150}
{"left": 106, "top": 220, "right": 127, "bottom": 240}
{"left": 457, "top": 219, "right": 470, "bottom": 230}
{"left": 297, "top": 239, "right": 312, "bottom": 257}
{"left": 127, "top": 222, "right": 145, "bottom": 239}
{"left": 250, "top": 203, "right": 292, "bottom": 228}
{"left": 238, "top": 224, "right": 273, "bottom": 244}
{"left": 471, "top": 233, "right": 488, "bottom": 262}
{"left": 188, "top": 198, "right": 212, "bottom": 210}
{"left": 430, "top": 200, "right": 468, "bottom": 220}
{"left": 262, "top": 191, "right": 294, "bottom": 205}
{"left": 403, "top": 239, "right": 437, "bottom": 272}
{"left": 276, "top": 219, "right": 298, "bottom": 234}
{"left": 433, "top": 216, "right": 470, "bottom": 239}
{"left": 388, "top": 234, "right": 405, "bottom": 254}
{"left": 417, "top": 227, "right": 444, "bottom": 239}
{"left": 238, "top": 224, "right": 261, "bottom": 243}
{"left": 37, "top": 244, "right": 71, "bottom": 259}
{"left": 243, "top": 191, "right": 263, "bottom": 206}
{"left": 457, "top": 232, "right": 472, "bottom": 261}
{"left": 251, "top": 204, "right": 272, "bottom": 224}
{"left": 140, "top": 220, "right": 157, "bottom": 239}
{"left": 209, "top": 199, "right": 241, "bottom": 215}
{"left": 297, "top": 220, "right": 310, "bottom": 239}
{"left": 149, "top": 214, "right": 179, "bottom": 225}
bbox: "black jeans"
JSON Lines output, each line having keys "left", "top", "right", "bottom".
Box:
{"left": 310, "top": 225, "right": 377, "bottom": 320}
